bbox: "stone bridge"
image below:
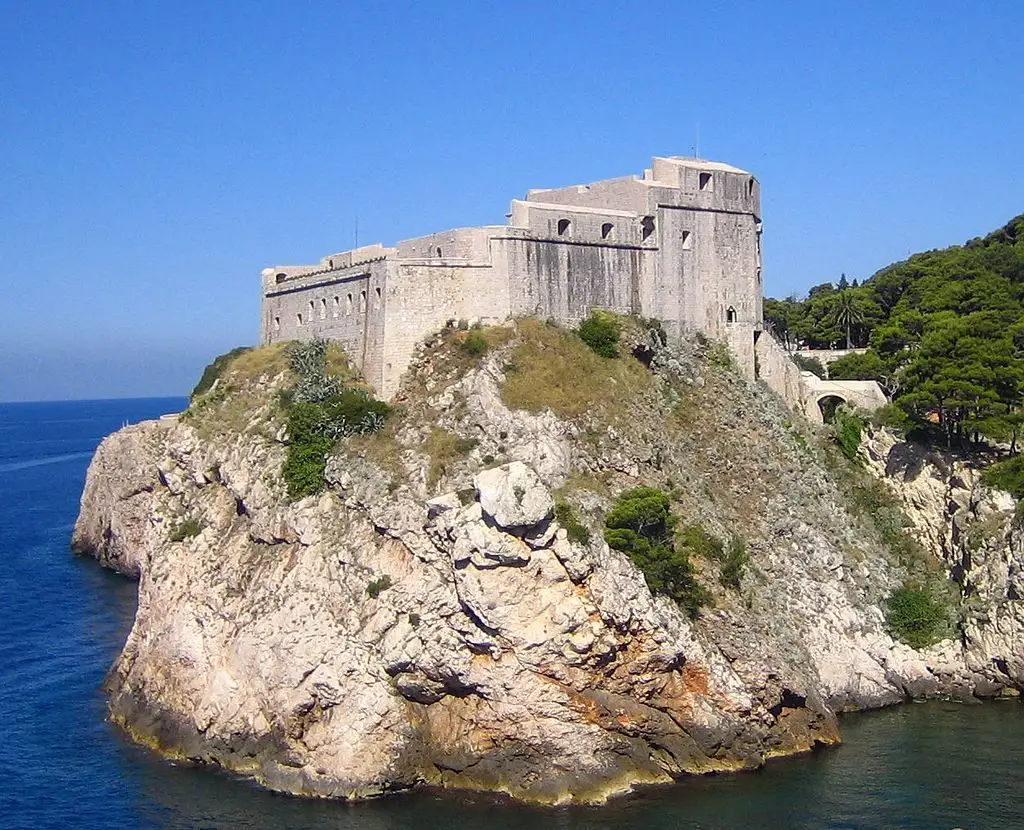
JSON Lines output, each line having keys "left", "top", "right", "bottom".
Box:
{"left": 798, "top": 372, "right": 888, "bottom": 424}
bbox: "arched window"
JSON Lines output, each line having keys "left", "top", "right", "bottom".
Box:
{"left": 275, "top": 272, "right": 287, "bottom": 283}
{"left": 748, "top": 177, "right": 755, "bottom": 197}
{"left": 297, "top": 313, "right": 303, "bottom": 326}
{"left": 557, "top": 218, "right": 571, "bottom": 236}
{"left": 436, "top": 246, "right": 443, "bottom": 257}
{"left": 308, "top": 300, "right": 315, "bottom": 318}
{"left": 374, "top": 286, "right": 382, "bottom": 308}
{"left": 601, "top": 222, "right": 614, "bottom": 240}
{"left": 641, "top": 216, "right": 655, "bottom": 241}
{"left": 726, "top": 306, "right": 737, "bottom": 324}
{"left": 332, "top": 296, "right": 340, "bottom": 317}
{"left": 273, "top": 316, "right": 280, "bottom": 332}
{"left": 319, "top": 298, "right": 327, "bottom": 319}
{"left": 346, "top": 294, "right": 353, "bottom": 315}
{"left": 359, "top": 290, "right": 367, "bottom": 313}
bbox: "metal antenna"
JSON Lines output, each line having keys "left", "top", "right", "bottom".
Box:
{"left": 355, "top": 216, "right": 359, "bottom": 249}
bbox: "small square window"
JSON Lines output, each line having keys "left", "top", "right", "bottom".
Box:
{"left": 699, "top": 172, "right": 713, "bottom": 192}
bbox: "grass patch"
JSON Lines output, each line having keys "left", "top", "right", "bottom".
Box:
{"left": 424, "top": 428, "right": 478, "bottom": 489}
{"left": 501, "top": 318, "right": 652, "bottom": 420}
{"left": 885, "top": 583, "right": 951, "bottom": 648}
{"left": 168, "top": 516, "right": 204, "bottom": 542}
{"left": 678, "top": 524, "right": 725, "bottom": 560}
{"left": 555, "top": 500, "right": 591, "bottom": 545}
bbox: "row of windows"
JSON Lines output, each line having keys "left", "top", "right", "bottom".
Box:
{"left": 271, "top": 287, "right": 381, "bottom": 331}
{"left": 554, "top": 215, "right": 659, "bottom": 242}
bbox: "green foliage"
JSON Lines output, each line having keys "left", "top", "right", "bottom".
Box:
{"left": 834, "top": 407, "right": 865, "bottom": 462}
{"left": 677, "top": 524, "right": 724, "bottom": 560}
{"left": 828, "top": 350, "right": 887, "bottom": 383}
{"left": 281, "top": 337, "right": 389, "bottom": 499}
{"left": 791, "top": 353, "right": 827, "bottom": 379}
{"left": 719, "top": 538, "right": 749, "bottom": 590}
{"left": 577, "top": 311, "right": 621, "bottom": 358}
{"left": 604, "top": 487, "right": 711, "bottom": 618}
{"left": 461, "top": 331, "right": 489, "bottom": 357}
{"left": 168, "top": 516, "right": 204, "bottom": 542}
{"left": 424, "top": 428, "right": 478, "bottom": 488}
{"left": 289, "top": 336, "right": 342, "bottom": 404}
{"left": 366, "top": 575, "right": 392, "bottom": 598}
{"left": 191, "top": 346, "right": 253, "bottom": 400}
{"left": 981, "top": 454, "right": 1024, "bottom": 500}
{"left": 885, "top": 584, "right": 950, "bottom": 648}
{"left": 767, "top": 213, "right": 1024, "bottom": 447}
{"left": 555, "top": 500, "right": 591, "bottom": 545}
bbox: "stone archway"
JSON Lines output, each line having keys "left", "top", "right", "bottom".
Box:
{"left": 817, "top": 394, "right": 847, "bottom": 424}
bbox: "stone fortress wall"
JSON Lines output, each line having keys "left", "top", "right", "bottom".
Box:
{"left": 260, "top": 156, "right": 882, "bottom": 422}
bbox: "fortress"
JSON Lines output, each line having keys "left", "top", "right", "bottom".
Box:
{"left": 260, "top": 156, "right": 885, "bottom": 420}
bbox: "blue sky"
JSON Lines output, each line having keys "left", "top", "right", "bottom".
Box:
{"left": 2, "top": 0, "right": 1022, "bottom": 401}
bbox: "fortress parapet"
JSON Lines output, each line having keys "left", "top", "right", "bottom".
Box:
{"left": 261, "top": 156, "right": 763, "bottom": 398}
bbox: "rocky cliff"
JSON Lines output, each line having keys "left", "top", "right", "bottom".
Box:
{"left": 72, "top": 321, "right": 1024, "bottom": 804}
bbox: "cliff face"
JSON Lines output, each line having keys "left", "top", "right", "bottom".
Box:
{"left": 72, "top": 323, "right": 1024, "bottom": 804}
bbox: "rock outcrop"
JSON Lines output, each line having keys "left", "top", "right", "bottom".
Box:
{"left": 72, "top": 324, "right": 1024, "bottom": 804}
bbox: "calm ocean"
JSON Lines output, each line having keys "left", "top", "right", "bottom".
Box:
{"left": 0, "top": 397, "right": 1021, "bottom": 830}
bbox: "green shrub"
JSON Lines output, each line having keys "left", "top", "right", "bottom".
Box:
{"left": 461, "top": 331, "right": 489, "bottom": 357}
{"left": 834, "top": 407, "right": 865, "bottom": 462}
{"left": 981, "top": 454, "right": 1024, "bottom": 500}
{"left": 678, "top": 524, "right": 725, "bottom": 560}
{"left": 791, "top": 353, "right": 827, "bottom": 378}
{"left": 281, "top": 340, "right": 390, "bottom": 499}
{"left": 577, "top": 311, "right": 621, "bottom": 358}
{"left": 168, "top": 516, "right": 204, "bottom": 542}
{"left": 555, "top": 500, "right": 591, "bottom": 545}
{"left": 366, "top": 575, "right": 392, "bottom": 599}
{"left": 191, "top": 346, "right": 253, "bottom": 400}
{"left": 604, "top": 486, "right": 711, "bottom": 618}
{"left": 885, "top": 584, "right": 950, "bottom": 648}
{"left": 719, "top": 538, "right": 749, "bottom": 590}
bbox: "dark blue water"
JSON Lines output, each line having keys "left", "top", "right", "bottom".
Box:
{"left": 1, "top": 397, "right": 1022, "bottom": 829}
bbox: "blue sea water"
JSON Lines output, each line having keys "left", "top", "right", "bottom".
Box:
{"left": 1, "top": 397, "right": 1022, "bottom": 830}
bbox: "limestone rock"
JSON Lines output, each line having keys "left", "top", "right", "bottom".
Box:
{"left": 474, "top": 462, "right": 554, "bottom": 534}
{"left": 70, "top": 337, "right": 1024, "bottom": 806}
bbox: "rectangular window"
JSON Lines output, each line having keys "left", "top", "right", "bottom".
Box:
{"left": 699, "top": 171, "right": 713, "bottom": 192}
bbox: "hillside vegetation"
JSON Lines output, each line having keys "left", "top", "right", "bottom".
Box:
{"left": 766, "top": 214, "right": 1024, "bottom": 447}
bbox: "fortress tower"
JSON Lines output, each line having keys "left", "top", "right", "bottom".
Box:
{"left": 261, "top": 156, "right": 763, "bottom": 398}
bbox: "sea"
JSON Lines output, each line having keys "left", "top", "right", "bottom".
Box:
{"left": 1, "top": 397, "right": 1022, "bottom": 830}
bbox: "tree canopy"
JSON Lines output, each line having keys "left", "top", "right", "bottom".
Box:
{"left": 766, "top": 214, "right": 1024, "bottom": 446}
